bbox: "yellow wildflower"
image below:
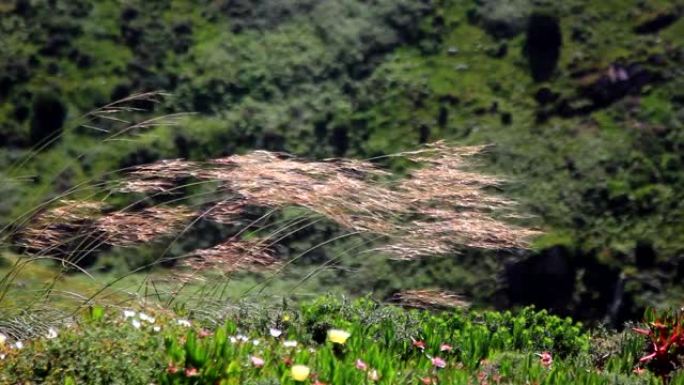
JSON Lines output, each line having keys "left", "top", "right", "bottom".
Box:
{"left": 291, "top": 365, "right": 311, "bottom": 381}
{"left": 327, "top": 329, "right": 351, "bottom": 344}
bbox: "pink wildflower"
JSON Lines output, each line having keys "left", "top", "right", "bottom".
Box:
{"left": 539, "top": 351, "right": 553, "bottom": 368}
{"left": 250, "top": 356, "right": 265, "bottom": 368}
{"left": 184, "top": 367, "right": 199, "bottom": 377}
{"left": 431, "top": 356, "right": 447, "bottom": 368}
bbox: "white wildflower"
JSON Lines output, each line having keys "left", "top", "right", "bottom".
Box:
{"left": 131, "top": 319, "right": 142, "bottom": 329}
{"left": 283, "top": 340, "right": 298, "bottom": 348}
{"left": 176, "top": 319, "right": 191, "bottom": 327}
{"left": 45, "top": 328, "right": 58, "bottom": 339}
{"left": 123, "top": 310, "right": 136, "bottom": 319}
{"left": 139, "top": 313, "right": 156, "bottom": 324}
{"left": 269, "top": 328, "right": 282, "bottom": 338}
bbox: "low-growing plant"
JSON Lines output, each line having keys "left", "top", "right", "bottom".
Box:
{"left": 160, "top": 297, "right": 598, "bottom": 385}
{"left": 1, "top": 297, "right": 682, "bottom": 385}
{"left": 0, "top": 306, "right": 171, "bottom": 385}
{"left": 633, "top": 308, "right": 684, "bottom": 383}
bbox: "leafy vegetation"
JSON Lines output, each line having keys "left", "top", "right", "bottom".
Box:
{"left": 3, "top": 296, "right": 680, "bottom": 385}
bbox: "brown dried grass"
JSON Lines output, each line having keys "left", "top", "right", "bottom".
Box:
{"left": 390, "top": 289, "right": 471, "bottom": 310}
{"left": 180, "top": 239, "right": 279, "bottom": 275}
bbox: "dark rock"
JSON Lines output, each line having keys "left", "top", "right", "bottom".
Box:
{"left": 524, "top": 13, "right": 562, "bottom": 82}
{"left": 551, "top": 57, "right": 664, "bottom": 117}
{"left": 634, "top": 11, "right": 680, "bottom": 34}
{"left": 505, "top": 245, "right": 576, "bottom": 315}
{"left": 581, "top": 63, "right": 657, "bottom": 108}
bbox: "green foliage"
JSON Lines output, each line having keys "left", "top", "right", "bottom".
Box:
{"left": 161, "top": 297, "right": 597, "bottom": 384}
{"left": 2, "top": 0, "right": 684, "bottom": 324}
{"left": 156, "top": 297, "right": 684, "bottom": 385}
{"left": 11, "top": 297, "right": 684, "bottom": 384}
{"left": 0, "top": 308, "right": 167, "bottom": 385}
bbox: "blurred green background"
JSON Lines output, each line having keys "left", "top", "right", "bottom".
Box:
{"left": 1, "top": 0, "right": 684, "bottom": 325}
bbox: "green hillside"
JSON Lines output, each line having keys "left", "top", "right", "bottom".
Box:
{"left": 2, "top": 0, "right": 684, "bottom": 325}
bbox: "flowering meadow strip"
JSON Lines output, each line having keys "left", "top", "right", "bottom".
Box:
{"left": 0, "top": 296, "right": 676, "bottom": 384}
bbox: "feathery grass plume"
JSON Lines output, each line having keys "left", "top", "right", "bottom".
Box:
{"left": 16, "top": 202, "right": 197, "bottom": 259}
{"left": 180, "top": 239, "right": 279, "bottom": 275}
{"left": 0, "top": 92, "right": 197, "bottom": 331}
{"left": 390, "top": 289, "right": 471, "bottom": 310}
{"left": 13, "top": 139, "right": 535, "bottom": 288}
{"left": 110, "top": 141, "right": 537, "bottom": 262}
{"left": 116, "top": 178, "right": 177, "bottom": 194}
{"left": 203, "top": 200, "right": 248, "bottom": 224}
{"left": 14, "top": 200, "right": 104, "bottom": 254}
{"left": 93, "top": 206, "right": 196, "bottom": 246}
{"left": 374, "top": 141, "right": 539, "bottom": 258}
{"left": 116, "top": 159, "right": 200, "bottom": 193}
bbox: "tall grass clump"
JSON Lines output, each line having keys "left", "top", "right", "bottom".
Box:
{"left": 1, "top": 93, "right": 537, "bottom": 304}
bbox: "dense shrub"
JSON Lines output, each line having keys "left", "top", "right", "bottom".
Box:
{"left": 0, "top": 307, "right": 167, "bottom": 385}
